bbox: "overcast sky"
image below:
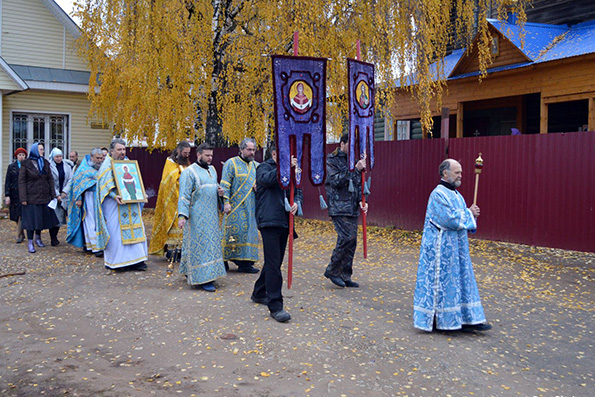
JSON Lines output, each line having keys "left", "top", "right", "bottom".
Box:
{"left": 55, "top": 0, "right": 77, "bottom": 21}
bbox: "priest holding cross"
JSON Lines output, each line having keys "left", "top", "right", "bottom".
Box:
{"left": 412, "top": 157, "right": 492, "bottom": 332}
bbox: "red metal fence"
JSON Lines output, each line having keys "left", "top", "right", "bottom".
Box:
{"left": 131, "top": 132, "right": 595, "bottom": 253}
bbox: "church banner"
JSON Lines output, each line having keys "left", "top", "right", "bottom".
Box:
{"left": 272, "top": 55, "right": 327, "bottom": 188}
{"left": 347, "top": 59, "right": 375, "bottom": 171}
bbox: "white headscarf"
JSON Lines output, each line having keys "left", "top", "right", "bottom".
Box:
{"left": 49, "top": 148, "right": 63, "bottom": 161}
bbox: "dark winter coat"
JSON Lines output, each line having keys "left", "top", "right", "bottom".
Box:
{"left": 255, "top": 158, "right": 303, "bottom": 229}
{"left": 18, "top": 158, "right": 56, "bottom": 205}
{"left": 325, "top": 148, "right": 362, "bottom": 217}
{"left": 4, "top": 161, "right": 22, "bottom": 221}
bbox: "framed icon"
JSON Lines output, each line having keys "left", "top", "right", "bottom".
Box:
{"left": 491, "top": 36, "right": 499, "bottom": 57}
{"left": 112, "top": 160, "right": 147, "bottom": 203}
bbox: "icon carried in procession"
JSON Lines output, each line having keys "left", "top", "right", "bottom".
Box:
{"left": 348, "top": 54, "right": 375, "bottom": 258}
{"left": 112, "top": 160, "right": 148, "bottom": 204}
{"left": 271, "top": 46, "right": 328, "bottom": 289}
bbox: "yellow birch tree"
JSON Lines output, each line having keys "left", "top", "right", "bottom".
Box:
{"left": 74, "top": 0, "right": 528, "bottom": 149}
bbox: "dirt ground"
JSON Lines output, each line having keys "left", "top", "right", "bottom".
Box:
{"left": 0, "top": 212, "right": 594, "bottom": 397}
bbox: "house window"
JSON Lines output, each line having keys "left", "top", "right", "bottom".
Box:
{"left": 12, "top": 113, "right": 69, "bottom": 155}
{"left": 396, "top": 120, "right": 410, "bottom": 140}
{"left": 547, "top": 100, "right": 588, "bottom": 133}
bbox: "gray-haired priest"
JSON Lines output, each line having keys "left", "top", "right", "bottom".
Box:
{"left": 413, "top": 159, "right": 491, "bottom": 333}
{"left": 95, "top": 139, "right": 148, "bottom": 272}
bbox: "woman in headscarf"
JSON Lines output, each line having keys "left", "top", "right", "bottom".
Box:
{"left": 18, "top": 142, "right": 59, "bottom": 253}
{"left": 48, "top": 147, "right": 75, "bottom": 246}
{"left": 4, "top": 147, "right": 27, "bottom": 243}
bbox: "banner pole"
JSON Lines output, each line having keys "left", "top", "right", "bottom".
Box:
{"left": 287, "top": 31, "right": 299, "bottom": 289}
{"left": 356, "top": 40, "right": 368, "bottom": 259}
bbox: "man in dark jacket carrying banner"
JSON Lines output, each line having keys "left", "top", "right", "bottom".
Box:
{"left": 251, "top": 147, "right": 302, "bottom": 323}
{"left": 324, "top": 133, "right": 368, "bottom": 288}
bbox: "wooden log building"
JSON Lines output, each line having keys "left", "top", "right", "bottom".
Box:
{"left": 391, "top": 1, "right": 595, "bottom": 139}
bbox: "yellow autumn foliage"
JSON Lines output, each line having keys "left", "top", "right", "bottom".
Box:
{"left": 74, "top": 0, "right": 528, "bottom": 149}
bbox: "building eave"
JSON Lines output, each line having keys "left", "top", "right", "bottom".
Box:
{"left": 0, "top": 57, "right": 29, "bottom": 90}
{"left": 23, "top": 80, "right": 95, "bottom": 94}
{"left": 40, "top": 0, "right": 81, "bottom": 39}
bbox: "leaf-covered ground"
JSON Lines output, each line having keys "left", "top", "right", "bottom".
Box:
{"left": 0, "top": 214, "right": 593, "bottom": 396}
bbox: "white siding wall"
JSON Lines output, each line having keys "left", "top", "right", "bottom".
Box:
{"left": 64, "top": 26, "right": 87, "bottom": 71}
{"left": 2, "top": 90, "right": 112, "bottom": 189}
{"left": 1, "top": 0, "right": 87, "bottom": 71}
{"left": 0, "top": 69, "right": 21, "bottom": 91}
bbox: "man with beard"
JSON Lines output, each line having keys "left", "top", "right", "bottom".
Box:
{"left": 66, "top": 148, "right": 104, "bottom": 256}
{"left": 149, "top": 141, "right": 191, "bottom": 257}
{"left": 177, "top": 143, "right": 226, "bottom": 291}
{"left": 413, "top": 159, "right": 492, "bottom": 333}
{"left": 96, "top": 139, "right": 148, "bottom": 271}
{"left": 220, "top": 138, "right": 259, "bottom": 273}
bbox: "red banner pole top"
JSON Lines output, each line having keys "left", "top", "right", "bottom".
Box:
{"left": 293, "top": 31, "right": 299, "bottom": 56}
{"left": 356, "top": 39, "right": 361, "bottom": 61}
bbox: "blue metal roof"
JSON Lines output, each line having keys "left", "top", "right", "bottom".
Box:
{"left": 488, "top": 19, "right": 568, "bottom": 60}
{"left": 536, "top": 20, "right": 595, "bottom": 63}
{"left": 394, "top": 48, "right": 465, "bottom": 88}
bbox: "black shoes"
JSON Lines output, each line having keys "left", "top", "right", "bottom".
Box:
{"left": 237, "top": 266, "right": 259, "bottom": 274}
{"left": 270, "top": 310, "right": 291, "bottom": 322}
{"left": 94, "top": 251, "right": 104, "bottom": 258}
{"left": 344, "top": 280, "right": 359, "bottom": 288}
{"left": 131, "top": 262, "right": 148, "bottom": 271}
{"left": 324, "top": 270, "right": 346, "bottom": 288}
{"left": 251, "top": 295, "right": 269, "bottom": 305}
{"left": 112, "top": 262, "right": 148, "bottom": 272}
{"left": 51, "top": 239, "right": 60, "bottom": 246}
{"left": 461, "top": 323, "right": 493, "bottom": 332}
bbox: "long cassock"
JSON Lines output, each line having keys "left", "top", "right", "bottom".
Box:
{"left": 413, "top": 183, "right": 487, "bottom": 331}
{"left": 149, "top": 158, "right": 186, "bottom": 255}
{"left": 66, "top": 155, "right": 100, "bottom": 252}
{"left": 178, "top": 163, "right": 226, "bottom": 285}
{"left": 95, "top": 155, "right": 148, "bottom": 269}
{"left": 220, "top": 156, "right": 259, "bottom": 264}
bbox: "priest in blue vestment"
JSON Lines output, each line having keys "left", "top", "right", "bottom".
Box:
{"left": 220, "top": 137, "right": 260, "bottom": 273}
{"left": 66, "top": 148, "right": 104, "bottom": 256}
{"left": 177, "top": 143, "right": 227, "bottom": 292}
{"left": 95, "top": 139, "right": 148, "bottom": 271}
{"left": 413, "top": 159, "right": 492, "bottom": 332}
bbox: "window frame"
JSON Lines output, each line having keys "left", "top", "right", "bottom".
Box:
{"left": 10, "top": 111, "right": 71, "bottom": 158}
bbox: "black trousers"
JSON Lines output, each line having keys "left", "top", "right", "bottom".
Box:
{"left": 49, "top": 226, "right": 60, "bottom": 242}
{"left": 252, "top": 227, "right": 289, "bottom": 313}
{"left": 326, "top": 216, "right": 358, "bottom": 281}
{"left": 26, "top": 229, "right": 41, "bottom": 240}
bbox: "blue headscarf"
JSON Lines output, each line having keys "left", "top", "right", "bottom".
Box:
{"left": 29, "top": 142, "right": 46, "bottom": 175}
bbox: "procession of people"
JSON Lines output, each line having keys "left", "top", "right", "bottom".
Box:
{"left": 3, "top": 138, "right": 491, "bottom": 329}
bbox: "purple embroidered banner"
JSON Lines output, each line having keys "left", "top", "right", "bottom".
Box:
{"left": 348, "top": 59, "right": 375, "bottom": 171}
{"left": 272, "top": 55, "right": 327, "bottom": 188}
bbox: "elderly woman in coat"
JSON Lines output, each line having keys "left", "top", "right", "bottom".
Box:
{"left": 48, "top": 148, "right": 75, "bottom": 246}
{"left": 18, "top": 142, "right": 59, "bottom": 253}
{"left": 4, "top": 147, "right": 27, "bottom": 243}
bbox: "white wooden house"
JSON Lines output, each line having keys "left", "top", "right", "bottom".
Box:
{"left": 1, "top": 0, "right": 111, "bottom": 191}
